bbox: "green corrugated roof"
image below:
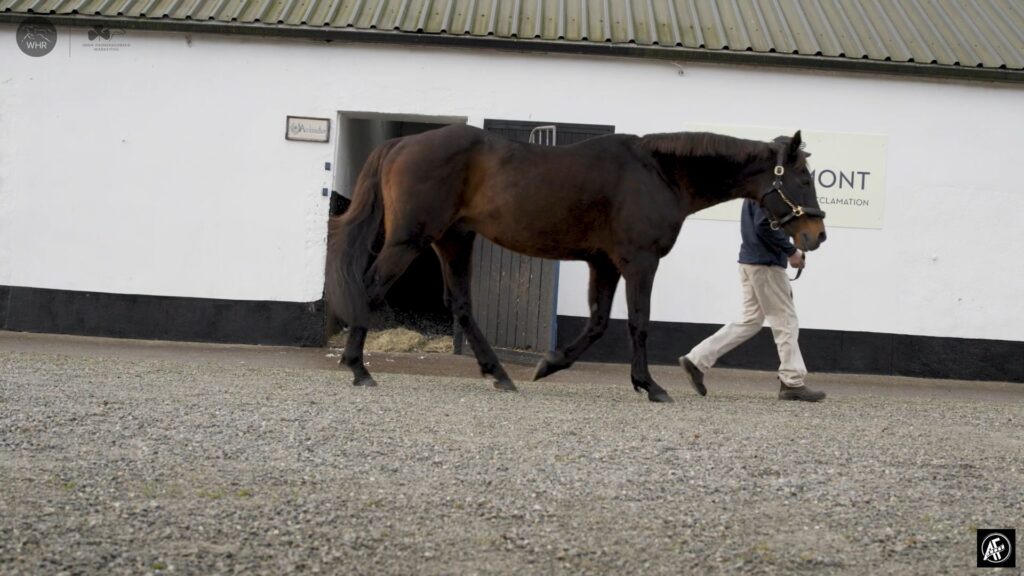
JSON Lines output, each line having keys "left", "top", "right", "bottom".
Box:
{"left": 3, "top": 0, "right": 1022, "bottom": 76}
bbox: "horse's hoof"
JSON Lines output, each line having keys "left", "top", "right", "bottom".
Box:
{"left": 532, "top": 359, "right": 552, "bottom": 381}
{"left": 648, "top": 390, "right": 674, "bottom": 403}
{"left": 494, "top": 379, "right": 518, "bottom": 392}
{"left": 353, "top": 376, "right": 378, "bottom": 387}
{"left": 532, "top": 354, "right": 566, "bottom": 381}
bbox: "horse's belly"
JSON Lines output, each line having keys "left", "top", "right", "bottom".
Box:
{"left": 470, "top": 220, "right": 598, "bottom": 261}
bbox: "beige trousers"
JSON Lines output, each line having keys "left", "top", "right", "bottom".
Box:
{"left": 686, "top": 263, "right": 807, "bottom": 387}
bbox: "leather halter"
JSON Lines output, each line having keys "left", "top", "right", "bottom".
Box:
{"left": 761, "top": 165, "right": 826, "bottom": 231}
{"left": 760, "top": 154, "right": 826, "bottom": 281}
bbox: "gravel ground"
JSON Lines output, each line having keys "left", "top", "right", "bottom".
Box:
{"left": 1, "top": 344, "right": 1022, "bottom": 575}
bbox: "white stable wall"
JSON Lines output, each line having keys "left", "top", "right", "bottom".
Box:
{"left": 1, "top": 26, "right": 1021, "bottom": 341}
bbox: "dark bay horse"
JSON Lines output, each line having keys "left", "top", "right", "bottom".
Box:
{"left": 327, "top": 124, "right": 826, "bottom": 403}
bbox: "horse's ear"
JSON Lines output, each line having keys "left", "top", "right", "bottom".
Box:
{"left": 788, "top": 130, "right": 803, "bottom": 159}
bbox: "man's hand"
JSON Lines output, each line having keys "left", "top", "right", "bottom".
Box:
{"left": 788, "top": 250, "right": 805, "bottom": 269}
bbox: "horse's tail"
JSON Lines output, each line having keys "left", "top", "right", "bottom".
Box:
{"left": 326, "top": 139, "right": 398, "bottom": 327}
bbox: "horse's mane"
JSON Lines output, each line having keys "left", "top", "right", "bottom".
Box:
{"left": 636, "top": 132, "right": 775, "bottom": 165}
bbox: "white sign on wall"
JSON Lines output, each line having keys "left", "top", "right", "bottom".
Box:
{"left": 689, "top": 125, "right": 888, "bottom": 229}
{"left": 285, "top": 116, "right": 331, "bottom": 143}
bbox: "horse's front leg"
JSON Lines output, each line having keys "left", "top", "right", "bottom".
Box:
{"left": 533, "top": 255, "right": 620, "bottom": 381}
{"left": 623, "top": 255, "right": 673, "bottom": 403}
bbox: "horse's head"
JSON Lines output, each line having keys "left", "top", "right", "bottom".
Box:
{"left": 759, "top": 131, "right": 827, "bottom": 251}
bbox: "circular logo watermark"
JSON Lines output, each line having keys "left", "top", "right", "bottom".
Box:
{"left": 981, "top": 532, "right": 1013, "bottom": 564}
{"left": 17, "top": 17, "right": 57, "bottom": 57}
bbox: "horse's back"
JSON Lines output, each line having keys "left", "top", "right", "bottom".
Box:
{"left": 374, "top": 124, "right": 676, "bottom": 260}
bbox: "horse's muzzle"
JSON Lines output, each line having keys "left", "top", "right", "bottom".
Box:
{"left": 799, "top": 230, "right": 827, "bottom": 251}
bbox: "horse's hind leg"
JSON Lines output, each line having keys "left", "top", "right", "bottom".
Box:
{"left": 343, "top": 326, "right": 376, "bottom": 387}
{"left": 343, "top": 241, "right": 423, "bottom": 387}
{"left": 433, "top": 230, "right": 516, "bottom": 392}
{"left": 533, "top": 255, "right": 620, "bottom": 381}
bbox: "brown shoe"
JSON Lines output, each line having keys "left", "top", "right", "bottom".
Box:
{"left": 778, "top": 381, "right": 826, "bottom": 402}
{"left": 679, "top": 356, "right": 707, "bottom": 396}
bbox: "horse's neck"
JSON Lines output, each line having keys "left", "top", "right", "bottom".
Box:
{"left": 673, "top": 155, "right": 771, "bottom": 215}
{"left": 635, "top": 132, "right": 774, "bottom": 214}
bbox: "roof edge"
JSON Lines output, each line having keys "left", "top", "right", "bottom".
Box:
{"left": 2, "top": 14, "right": 1022, "bottom": 84}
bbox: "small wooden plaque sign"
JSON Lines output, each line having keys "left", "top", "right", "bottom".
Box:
{"left": 286, "top": 116, "right": 330, "bottom": 143}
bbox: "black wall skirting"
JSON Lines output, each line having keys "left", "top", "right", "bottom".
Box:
{"left": 557, "top": 316, "right": 1024, "bottom": 384}
{"left": 3, "top": 284, "right": 1020, "bottom": 383}
{"left": 0, "top": 285, "right": 10, "bottom": 329}
{"left": 0, "top": 285, "right": 325, "bottom": 347}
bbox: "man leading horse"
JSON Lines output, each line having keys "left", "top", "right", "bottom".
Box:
{"left": 327, "top": 125, "right": 826, "bottom": 403}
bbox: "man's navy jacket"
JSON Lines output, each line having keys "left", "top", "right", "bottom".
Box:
{"left": 738, "top": 199, "right": 797, "bottom": 268}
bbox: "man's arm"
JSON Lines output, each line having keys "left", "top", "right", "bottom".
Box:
{"left": 753, "top": 206, "right": 798, "bottom": 257}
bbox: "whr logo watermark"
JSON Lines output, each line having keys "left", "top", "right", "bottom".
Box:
{"left": 17, "top": 17, "right": 57, "bottom": 57}
{"left": 977, "top": 529, "right": 1016, "bottom": 568}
